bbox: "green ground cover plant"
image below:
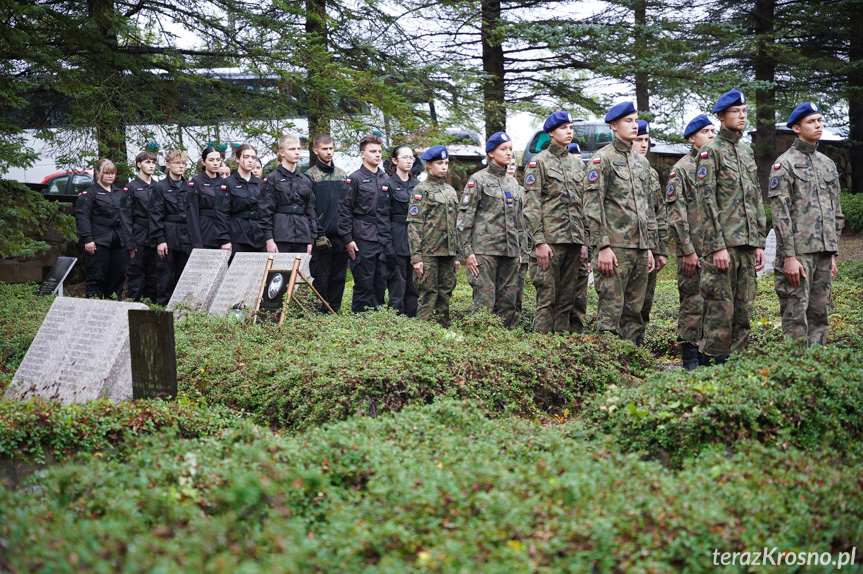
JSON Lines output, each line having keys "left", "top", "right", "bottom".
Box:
{"left": 1, "top": 400, "right": 860, "bottom": 572}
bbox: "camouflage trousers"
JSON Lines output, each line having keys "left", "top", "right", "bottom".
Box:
{"left": 699, "top": 246, "right": 756, "bottom": 357}
{"left": 774, "top": 252, "right": 833, "bottom": 346}
{"left": 676, "top": 256, "right": 703, "bottom": 346}
{"left": 571, "top": 258, "right": 590, "bottom": 333}
{"left": 532, "top": 243, "right": 583, "bottom": 333}
{"left": 633, "top": 268, "right": 657, "bottom": 343}
{"left": 514, "top": 257, "right": 530, "bottom": 326}
{"left": 416, "top": 256, "right": 457, "bottom": 328}
{"left": 593, "top": 247, "right": 649, "bottom": 343}
{"left": 467, "top": 254, "right": 520, "bottom": 329}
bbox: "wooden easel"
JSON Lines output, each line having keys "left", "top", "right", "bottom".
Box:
{"left": 254, "top": 255, "right": 334, "bottom": 323}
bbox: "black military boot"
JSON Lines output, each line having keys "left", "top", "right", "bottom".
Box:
{"left": 681, "top": 342, "right": 699, "bottom": 371}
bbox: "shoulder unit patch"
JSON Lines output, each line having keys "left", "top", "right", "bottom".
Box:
{"left": 408, "top": 205, "right": 419, "bottom": 216}
{"left": 697, "top": 166, "right": 708, "bottom": 179}
{"left": 524, "top": 174, "right": 536, "bottom": 185}
{"left": 587, "top": 170, "right": 599, "bottom": 182}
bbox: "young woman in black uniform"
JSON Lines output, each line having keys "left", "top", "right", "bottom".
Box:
{"left": 215, "top": 143, "right": 265, "bottom": 253}
{"left": 191, "top": 145, "right": 224, "bottom": 249}
{"left": 74, "top": 159, "right": 129, "bottom": 298}
{"left": 382, "top": 145, "right": 420, "bottom": 316}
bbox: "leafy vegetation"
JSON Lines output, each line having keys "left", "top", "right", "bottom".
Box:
{"left": 0, "top": 180, "right": 76, "bottom": 259}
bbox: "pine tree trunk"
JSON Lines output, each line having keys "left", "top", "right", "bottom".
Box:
{"left": 306, "top": 0, "right": 331, "bottom": 162}
{"left": 753, "top": 0, "right": 777, "bottom": 201}
{"left": 634, "top": 0, "right": 650, "bottom": 113}
{"left": 849, "top": 22, "right": 863, "bottom": 194}
{"left": 481, "top": 0, "right": 506, "bottom": 135}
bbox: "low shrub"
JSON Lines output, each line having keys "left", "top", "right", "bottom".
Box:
{"left": 176, "top": 307, "right": 653, "bottom": 430}
{"left": 583, "top": 342, "right": 863, "bottom": 467}
{"left": 0, "top": 283, "right": 55, "bottom": 393}
{"left": 0, "top": 395, "right": 246, "bottom": 464}
{"left": 841, "top": 192, "right": 863, "bottom": 233}
{"left": 0, "top": 179, "right": 77, "bottom": 259}
{"left": 1, "top": 400, "right": 860, "bottom": 572}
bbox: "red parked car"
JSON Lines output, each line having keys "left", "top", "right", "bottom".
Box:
{"left": 41, "top": 169, "right": 94, "bottom": 198}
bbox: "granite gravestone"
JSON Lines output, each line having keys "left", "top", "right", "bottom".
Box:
{"left": 166, "top": 248, "right": 230, "bottom": 312}
{"left": 129, "top": 310, "right": 177, "bottom": 400}
{"left": 38, "top": 256, "right": 77, "bottom": 296}
{"left": 758, "top": 229, "right": 777, "bottom": 277}
{"left": 5, "top": 298, "right": 148, "bottom": 404}
{"left": 208, "top": 252, "right": 312, "bottom": 317}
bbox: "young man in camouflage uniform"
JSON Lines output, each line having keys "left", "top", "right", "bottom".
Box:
{"left": 584, "top": 102, "right": 656, "bottom": 343}
{"left": 770, "top": 102, "right": 844, "bottom": 345}
{"left": 523, "top": 111, "right": 588, "bottom": 333}
{"left": 567, "top": 142, "right": 592, "bottom": 332}
{"left": 666, "top": 114, "right": 715, "bottom": 369}
{"left": 508, "top": 160, "right": 531, "bottom": 326}
{"left": 407, "top": 145, "right": 461, "bottom": 327}
{"left": 695, "top": 90, "right": 767, "bottom": 363}
{"left": 632, "top": 120, "right": 668, "bottom": 345}
{"left": 457, "top": 132, "right": 522, "bottom": 328}
{"left": 307, "top": 134, "right": 349, "bottom": 313}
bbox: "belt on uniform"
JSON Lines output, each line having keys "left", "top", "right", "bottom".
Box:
{"left": 277, "top": 205, "right": 305, "bottom": 215}
{"left": 355, "top": 214, "right": 376, "bottom": 224}
{"left": 92, "top": 217, "right": 118, "bottom": 227}
{"left": 234, "top": 210, "right": 259, "bottom": 220}
{"left": 391, "top": 214, "right": 408, "bottom": 223}
{"left": 134, "top": 217, "right": 148, "bottom": 225}
{"left": 164, "top": 214, "right": 187, "bottom": 223}
{"left": 199, "top": 209, "right": 217, "bottom": 217}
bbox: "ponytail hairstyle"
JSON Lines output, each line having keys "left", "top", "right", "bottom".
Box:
{"left": 234, "top": 143, "right": 257, "bottom": 160}
{"left": 391, "top": 145, "right": 411, "bottom": 160}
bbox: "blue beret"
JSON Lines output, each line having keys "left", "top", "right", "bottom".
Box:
{"left": 604, "top": 102, "right": 637, "bottom": 123}
{"left": 683, "top": 114, "right": 713, "bottom": 139}
{"left": 420, "top": 145, "right": 448, "bottom": 161}
{"left": 568, "top": 143, "right": 581, "bottom": 155}
{"left": 637, "top": 120, "right": 650, "bottom": 136}
{"left": 486, "top": 131, "right": 512, "bottom": 153}
{"left": 712, "top": 89, "right": 746, "bottom": 113}
{"left": 543, "top": 111, "right": 574, "bottom": 132}
{"left": 786, "top": 102, "right": 821, "bottom": 128}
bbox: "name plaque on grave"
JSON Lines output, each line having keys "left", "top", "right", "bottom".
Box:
{"left": 129, "top": 310, "right": 177, "bottom": 400}
{"left": 166, "top": 248, "right": 230, "bottom": 311}
{"left": 38, "top": 257, "right": 77, "bottom": 296}
{"left": 5, "top": 298, "right": 148, "bottom": 403}
{"left": 208, "top": 252, "right": 312, "bottom": 316}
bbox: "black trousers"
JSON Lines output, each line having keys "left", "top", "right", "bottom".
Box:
{"left": 275, "top": 241, "right": 309, "bottom": 254}
{"left": 156, "top": 248, "right": 191, "bottom": 306}
{"left": 126, "top": 245, "right": 158, "bottom": 302}
{"left": 349, "top": 245, "right": 386, "bottom": 314}
{"left": 310, "top": 236, "right": 348, "bottom": 313}
{"left": 388, "top": 255, "right": 419, "bottom": 317}
{"left": 82, "top": 234, "right": 128, "bottom": 299}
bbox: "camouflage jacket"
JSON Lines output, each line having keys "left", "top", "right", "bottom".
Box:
{"left": 407, "top": 174, "right": 460, "bottom": 264}
{"left": 522, "top": 141, "right": 585, "bottom": 247}
{"left": 306, "top": 161, "right": 348, "bottom": 238}
{"left": 583, "top": 137, "right": 656, "bottom": 251}
{"left": 666, "top": 147, "right": 704, "bottom": 257}
{"left": 695, "top": 129, "right": 766, "bottom": 254}
{"left": 769, "top": 138, "right": 844, "bottom": 258}
{"left": 457, "top": 162, "right": 521, "bottom": 257}
{"left": 649, "top": 166, "right": 668, "bottom": 257}
{"left": 513, "top": 179, "right": 531, "bottom": 256}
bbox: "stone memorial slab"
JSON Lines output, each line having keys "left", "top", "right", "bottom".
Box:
{"left": 208, "top": 252, "right": 312, "bottom": 316}
{"left": 5, "top": 298, "right": 148, "bottom": 404}
{"left": 758, "top": 229, "right": 777, "bottom": 277}
{"left": 166, "top": 248, "right": 230, "bottom": 312}
{"left": 38, "top": 256, "right": 77, "bottom": 296}
{"left": 129, "top": 310, "right": 177, "bottom": 400}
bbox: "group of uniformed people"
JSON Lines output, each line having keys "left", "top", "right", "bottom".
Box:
{"left": 75, "top": 90, "right": 844, "bottom": 367}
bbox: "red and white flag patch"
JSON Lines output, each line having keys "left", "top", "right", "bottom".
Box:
{"left": 528, "top": 161, "right": 537, "bottom": 168}
{"left": 467, "top": 181, "right": 475, "bottom": 188}
{"left": 669, "top": 171, "right": 676, "bottom": 179}
{"left": 700, "top": 151, "right": 708, "bottom": 158}
{"left": 414, "top": 194, "right": 422, "bottom": 201}
{"left": 773, "top": 163, "right": 781, "bottom": 170}
{"left": 592, "top": 158, "right": 601, "bottom": 164}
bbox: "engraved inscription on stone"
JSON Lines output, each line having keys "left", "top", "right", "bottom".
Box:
{"left": 129, "top": 310, "right": 177, "bottom": 400}
{"left": 758, "top": 229, "right": 777, "bottom": 277}
{"left": 5, "top": 298, "right": 148, "bottom": 404}
{"left": 208, "top": 252, "right": 312, "bottom": 316}
{"left": 166, "top": 248, "right": 230, "bottom": 311}
{"left": 38, "top": 257, "right": 77, "bottom": 296}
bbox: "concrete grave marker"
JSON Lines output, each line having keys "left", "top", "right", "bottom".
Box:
{"left": 166, "top": 248, "right": 230, "bottom": 312}
{"left": 5, "top": 298, "right": 148, "bottom": 404}
{"left": 129, "top": 310, "right": 177, "bottom": 400}
{"left": 758, "top": 229, "right": 777, "bottom": 277}
{"left": 208, "top": 252, "right": 312, "bottom": 316}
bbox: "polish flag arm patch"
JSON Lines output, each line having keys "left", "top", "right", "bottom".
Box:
{"left": 773, "top": 163, "right": 781, "bottom": 170}
{"left": 414, "top": 194, "right": 422, "bottom": 201}
{"left": 700, "top": 151, "right": 709, "bottom": 158}
{"left": 592, "top": 158, "right": 601, "bottom": 164}
{"left": 528, "top": 161, "right": 537, "bottom": 168}
{"left": 467, "top": 181, "right": 475, "bottom": 188}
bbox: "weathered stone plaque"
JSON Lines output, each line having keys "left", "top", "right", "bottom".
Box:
{"left": 758, "top": 228, "right": 777, "bottom": 277}
{"left": 38, "top": 256, "right": 77, "bottom": 296}
{"left": 166, "top": 248, "right": 230, "bottom": 311}
{"left": 208, "top": 252, "right": 312, "bottom": 316}
{"left": 5, "top": 298, "right": 148, "bottom": 403}
{"left": 129, "top": 310, "right": 177, "bottom": 400}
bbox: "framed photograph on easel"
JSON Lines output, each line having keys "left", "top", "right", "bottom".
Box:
{"left": 254, "top": 255, "right": 334, "bottom": 323}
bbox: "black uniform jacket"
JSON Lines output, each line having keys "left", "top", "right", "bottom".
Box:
{"left": 75, "top": 183, "right": 127, "bottom": 248}
{"left": 215, "top": 171, "right": 265, "bottom": 248}
{"left": 149, "top": 176, "right": 204, "bottom": 253}
{"left": 190, "top": 172, "right": 223, "bottom": 248}
{"left": 260, "top": 165, "right": 317, "bottom": 244}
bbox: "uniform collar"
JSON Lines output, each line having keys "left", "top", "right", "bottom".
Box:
{"left": 718, "top": 128, "right": 742, "bottom": 143}
{"left": 315, "top": 159, "right": 335, "bottom": 173}
{"left": 794, "top": 139, "right": 817, "bottom": 154}
{"left": 277, "top": 164, "right": 298, "bottom": 176}
{"left": 612, "top": 137, "right": 632, "bottom": 152}
{"left": 360, "top": 164, "right": 381, "bottom": 177}
{"left": 426, "top": 174, "right": 445, "bottom": 184}
{"left": 488, "top": 162, "right": 507, "bottom": 176}
{"left": 548, "top": 141, "right": 567, "bottom": 157}
{"left": 688, "top": 146, "right": 699, "bottom": 158}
